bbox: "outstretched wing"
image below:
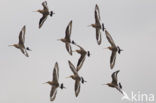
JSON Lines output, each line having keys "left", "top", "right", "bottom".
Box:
{"left": 75, "top": 79, "right": 81, "bottom": 97}
{"left": 19, "top": 25, "right": 26, "bottom": 45}
{"left": 52, "top": 62, "right": 59, "bottom": 83}
{"left": 111, "top": 70, "right": 120, "bottom": 84}
{"left": 50, "top": 86, "right": 57, "bottom": 101}
{"left": 65, "top": 43, "right": 72, "bottom": 55}
{"left": 110, "top": 51, "right": 117, "bottom": 69}
{"left": 95, "top": 4, "right": 101, "bottom": 20}
{"left": 68, "top": 60, "right": 77, "bottom": 75}
{"left": 96, "top": 28, "right": 102, "bottom": 45}
{"left": 95, "top": 4, "right": 101, "bottom": 25}
{"left": 105, "top": 30, "right": 116, "bottom": 47}
{"left": 65, "top": 20, "right": 72, "bottom": 42}
{"left": 77, "top": 54, "right": 86, "bottom": 71}
{"left": 39, "top": 15, "right": 48, "bottom": 29}
{"left": 42, "top": 1, "right": 48, "bottom": 10}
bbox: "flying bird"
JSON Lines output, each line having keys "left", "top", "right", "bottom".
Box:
{"left": 44, "top": 62, "right": 65, "bottom": 101}
{"left": 58, "top": 20, "right": 73, "bottom": 55}
{"left": 72, "top": 41, "right": 90, "bottom": 71}
{"left": 34, "top": 1, "right": 54, "bottom": 28}
{"left": 105, "top": 70, "right": 123, "bottom": 94}
{"left": 90, "top": 4, "right": 104, "bottom": 45}
{"left": 104, "top": 29, "right": 123, "bottom": 69}
{"left": 9, "top": 25, "right": 30, "bottom": 57}
{"left": 67, "top": 60, "right": 81, "bottom": 97}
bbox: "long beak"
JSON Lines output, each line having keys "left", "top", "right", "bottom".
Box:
{"left": 8, "top": 45, "right": 13, "bottom": 47}
{"left": 42, "top": 82, "right": 47, "bottom": 84}
{"left": 57, "top": 39, "right": 61, "bottom": 41}
{"left": 102, "top": 83, "right": 107, "bottom": 85}
{"left": 88, "top": 25, "right": 92, "bottom": 27}
{"left": 104, "top": 47, "right": 108, "bottom": 49}
{"left": 32, "top": 10, "right": 38, "bottom": 12}
{"left": 72, "top": 50, "right": 76, "bottom": 52}
{"left": 66, "top": 76, "right": 71, "bottom": 79}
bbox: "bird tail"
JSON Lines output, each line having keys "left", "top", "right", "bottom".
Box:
{"left": 102, "top": 23, "right": 105, "bottom": 31}
{"left": 50, "top": 11, "right": 55, "bottom": 17}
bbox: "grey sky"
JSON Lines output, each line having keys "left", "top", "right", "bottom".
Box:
{"left": 0, "top": 0, "right": 156, "bottom": 103}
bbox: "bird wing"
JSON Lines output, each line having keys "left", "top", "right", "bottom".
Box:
{"left": 24, "top": 49, "right": 29, "bottom": 57}
{"left": 39, "top": 15, "right": 48, "bottom": 29}
{"left": 96, "top": 28, "right": 102, "bottom": 45}
{"left": 75, "top": 79, "right": 81, "bottom": 97}
{"left": 116, "top": 86, "right": 123, "bottom": 95}
{"left": 65, "top": 20, "right": 72, "bottom": 42}
{"left": 95, "top": 4, "right": 101, "bottom": 21}
{"left": 42, "top": 1, "right": 48, "bottom": 10}
{"left": 18, "top": 25, "right": 26, "bottom": 45}
{"left": 50, "top": 86, "right": 57, "bottom": 101}
{"left": 111, "top": 70, "right": 120, "bottom": 85}
{"left": 68, "top": 60, "right": 77, "bottom": 75}
{"left": 77, "top": 54, "right": 86, "bottom": 71}
{"left": 119, "top": 82, "right": 122, "bottom": 89}
{"left": 65, "top": 43, "right": 72, "bottom": 55}
{"left": 110, "top": 51, "right": 117, "bottom": 69}
{"left": 73, "top": 43, "right": 85, "bottom": 51}
{"left": 105, "top": 30, "right": 116, "bottom": 47}
{"left": 52, "top": 62, "right": 59, "bottom": 83}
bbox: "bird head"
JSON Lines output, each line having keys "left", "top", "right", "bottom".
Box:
{"left": 104, "top": 46, "right": 112, "bottom": 50}
{"left": 88, "top": 24, "right": 96, "bottom": 27}
{"left": 9, "top": 44, "right": 18, "bottom": 48}
{"left": 105, "top": 83, "right": 112, "bottom": 87}
{"left": 66, "top": 75, "right": 72, "bottom": 78}
{"left": 57, "top": 38, "right": 64, "bottom": 42}
{"left": 33, "top": 10, "right": 41, "bottom": 13}
{"left": 43, "top": 81, "right": 52, "bottom": 85}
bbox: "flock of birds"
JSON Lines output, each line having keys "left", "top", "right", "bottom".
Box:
{"left": 9, "top": 1, "right": 128, "bottom": 102}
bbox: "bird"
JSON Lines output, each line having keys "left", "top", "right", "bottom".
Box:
{"left": 105, "top": 70, "right": 123, "bottom": 94}
{"left": 9, "top": 25, "right": 29, "bottom": 57}
{"left": 104, "top": 29, "right": 123, "bottom": 69}
{"left": 43, "top": 62, "right": 65, "bottom": 101}
{"left": 67, "top": 60, "right": 81, "bottom": 97}
{"left": 89, "top": 4, "right": 104, "bottom": 45}
{"left": 58, "top": 20, "right": 73, "bottom": 55}
{"left": 72, "top": 41, "right": 90, "bottom": 71}
{"left": 34, "top": 1, "right": 54, "bottom": 29}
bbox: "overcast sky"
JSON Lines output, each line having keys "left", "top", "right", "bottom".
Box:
{"left": 0, "top": 0, "right": 156, "bottom": 103}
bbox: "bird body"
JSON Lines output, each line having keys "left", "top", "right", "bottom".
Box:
{"left": 105, "top": 70, "right": 123, "bottom": 94}
{"left": 9, "top": 25, "right": 29, "bottom": 57}
{"left": 68, "top": 60, "right": 81, "bottom": 97}
{"left": 105, "top": 29, "right": 123, "bottom": 69}
{"left": 58, "top": 20, "right": 73, "bottom": 55}
{"left": 90, "top": 4, "right": 103, "bottom": 45}
{"left": 35, "top": 1, "right": 54, "bottom": 28}
{"left": 72, "top": 42, "right": 90, "bottom": 71}
{"left": 44, "top": 62, "right": 65, "bottom": 101}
